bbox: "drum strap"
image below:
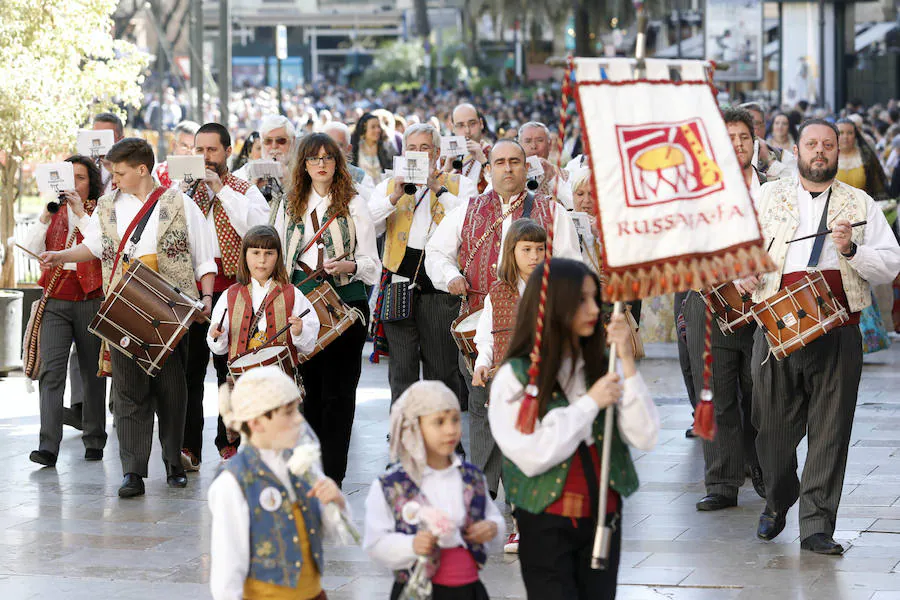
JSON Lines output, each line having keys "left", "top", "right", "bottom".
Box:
{"left": 807, "top": 189, "right": 832, "bottom": 269}
{"left": 110, "top": 186, "right": 167, "bottom": 281}
{"left": 247, "top": 287, "right": 281, "bottom": 341}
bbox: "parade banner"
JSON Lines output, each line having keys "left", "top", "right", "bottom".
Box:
{"left": 576, "top": 76, "right": 774, "bottom": 301}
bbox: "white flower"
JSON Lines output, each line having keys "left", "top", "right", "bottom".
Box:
{"left": 288, "top": 443, "right": 321, "bottom": 477}
{"left": 401, "top": 501, "right": 422, "bottom": 525}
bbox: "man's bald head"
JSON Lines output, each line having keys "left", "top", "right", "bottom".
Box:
{"left": 489, "top": 138, "right": 526, "bottom": 162}
{"left": 451, "top": 103, "right": 483, "bottom": 142}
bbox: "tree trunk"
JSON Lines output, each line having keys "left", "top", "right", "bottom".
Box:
{"left": 0, "top": 157, "right": 21, "bottom": 288}
{"left": 574, "top": 0, "right": 593, "bottom": 57}
{"left": 414, "top": 0, "right": 431, "bottom": 39}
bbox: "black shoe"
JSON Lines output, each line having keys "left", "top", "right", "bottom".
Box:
{"left": 166, "top": 465, "right": 188, "bottom": 488}
{"left": 696, "top": 494, "right": 738, "bottom": 511}
{"left": 757, "top": 508, "right": 786, "bottom": 540}
{"left": 62, "top": 406, "right": 83, "bottom": 431}
{"left": 801, "top": 533, "right": 844, "bottom": 555}
{"left": 118, "top": 473, "right": 145, "bottom": 498}
{"left": 84, "top": 448, "right": 103, "bottom": 461}
{"left": 685, "top": 428, "right": 697, "bottom": 439}
{"left": 29, "top": 450, "right": 57, "bottom": 467}
{"left": 748, "top": 465, "right": 766, "bottom": 499}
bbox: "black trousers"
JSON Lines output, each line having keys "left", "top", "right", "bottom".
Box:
{"left": 684, "top": 292, "right": 759, "bottom": 497}
{"left": 389, "top": 580, "right": 489, "bottom": 600}
{"left": 184, "top": 289, "right": 230, "bottom": 459}
{"left": 299, "top": 299, "right": 369, "bottom": 487}
{"left": 515, "top": 507, "right": 622, "bottom": 600}
{"left": 674, "top": 291, "right": 697, "bottom": 409}
{"left": 752, "top": 324, "right": 862, "bottom": 539}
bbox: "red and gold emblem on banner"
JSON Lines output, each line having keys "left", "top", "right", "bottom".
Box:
{"left": 617, "top": 118, "right": 724, "bottom": 207}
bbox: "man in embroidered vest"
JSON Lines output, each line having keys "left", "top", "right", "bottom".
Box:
{"left": 42, "top": 138, "right": 217, "bottom": 499}
{"left": 445, "top": 103, "right": 492, "bottom": 194}
{"left": 518, "top": 121, "right": 573, "bottom": 210}
{"left": 25, "top": 155, "right": 107, "bottom": 468}
{"left": 323, "top": 121, "right": 375, "bottom": 201}
{"left": 369, "top": 123, "right": 476, "bottom": 404}
{"left": 685, "top": 108, "right": 765, "bottom": 513}
{"left": 739, "top": 119, "right": 900, "bottom": 555}
{"left": 184, "top": 122, "right": 270, "bottom": 468}
{"left": 425, "top": 139, "right": 582, "bottom": 463}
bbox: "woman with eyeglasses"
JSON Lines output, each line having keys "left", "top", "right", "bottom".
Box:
{"left": 271, "top": 132, "right": 381, "bottom": 488}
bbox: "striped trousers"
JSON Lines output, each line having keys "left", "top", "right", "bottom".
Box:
{"left": 110, "top": 339, "right": 189, "bottom": 477}
{"left": 751, "top": 325, "right": 862, "bottom": 539}
{"left": 382, "top": 292, "right": 463, "bottom": 404}
{"left": 684, "top": 292, "right": 759, "bottom": 497}
{"left": 460, "top": 354, "right": 501, "bottom": 494}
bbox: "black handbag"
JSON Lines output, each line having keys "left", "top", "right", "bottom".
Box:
{"left": 380, "top": 249, "right": 425, "bottom": 322}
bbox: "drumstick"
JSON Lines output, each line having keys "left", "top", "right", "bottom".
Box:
{"left": 294, "top": 252, "right": 351, "bottom": 288}
{"left": 253, "top": 308, "right": 311, "bottom": 353}
{"left": 213, "top": 309, "right": 228, "bottom": 342}
{"left": 786, "top": 220, "right": 867, "bottom": 244}
{"left": 13, "top": 243, "right": 42, "bottom": 262}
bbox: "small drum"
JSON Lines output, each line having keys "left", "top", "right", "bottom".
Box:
{"left": 89, "top": 260, "right": 205, "bottom": 377}
{"left": 301, "top": 280, "right": 360, "bottom": 363}
{"left": 702, "top": 282, "right": 755, "bottom": 335}
{"left": 750, "top": 271, "right": 849, "bottom": 360}
{"left": 451, "top": 308, "right": 483, "bottom": 376}
{"left": 228, "top": 345, "right": 305, "bottom": 395}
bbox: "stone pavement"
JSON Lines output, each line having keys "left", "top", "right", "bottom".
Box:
{"left": 1, "top": 341, "right": 900, "bottom": 599}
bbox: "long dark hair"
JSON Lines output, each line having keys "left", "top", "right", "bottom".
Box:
{"left": 350, "top": 113, "right": 392, "bottom": 170}
{"left": 287, "top": 133, "right": 356, "bottom": 220}
{"left": 836, "top": 118, "right": 888, "bottom": 199}
{"left": 505, "top": 258, "right": 606, "bottom": 415}
{"left": 236, "top": 225, "right": 289, "bottom": 285}
{"left": 232, "top": 131, "right": 260, "bottom": 172}
{"left": 65, "top": 155, "right": 103, "bottom": 200}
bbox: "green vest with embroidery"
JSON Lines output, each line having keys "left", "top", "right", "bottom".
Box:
{"left": 501, "top": 357, "right": 640, "bottom": 514}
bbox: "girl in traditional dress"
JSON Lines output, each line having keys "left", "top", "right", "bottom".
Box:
{"left": 271, "top": 133, "right": 381, "bottom": 487}
{"left": 488, "top": 258, "right": 659, "bottom": 599}
{"left": 364, "top": 380, "right": 506, "bottom": 600}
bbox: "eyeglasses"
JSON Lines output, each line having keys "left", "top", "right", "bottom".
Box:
{"left": 305, "top": 155, "right": 336, "bottom": 165}
{"left": 263, "top": 137, "right": 289, "bottom": 146}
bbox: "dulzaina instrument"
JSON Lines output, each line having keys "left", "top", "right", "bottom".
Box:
{"left": 89, "top": 260, "right": 208, "bottom": 377}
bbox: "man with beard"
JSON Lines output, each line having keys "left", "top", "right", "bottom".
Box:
{"left": 740, "top": 119, "right": 900, "bottom": 554}
{"left": 233, "top": 115, "right": 295, "bottom": 207}
{"left": 740, "top": 102, "right": 795, "bottom": 180}
{"left": 517, "top": 121, "right": 573, "bottom": 210}
{"left": 183, "top": 122, "right": 270, "bottom": 468}
{"left": 445, "top": 103, "right": 492, "bottom": 194}
{"left": 685, "top": 107, "right": 765, "bottom": 513}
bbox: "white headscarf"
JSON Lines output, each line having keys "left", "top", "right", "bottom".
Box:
{"left": 218, "top": 366, "right": 302, "bottom": 431}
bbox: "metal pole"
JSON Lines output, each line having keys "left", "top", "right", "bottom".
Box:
{"left": 777, "top": 1, "right": 783, "bottom": 107}
{"left": 675, "top": 0, "right": 682, "bottom": 59}
{"left": 193, "top": 0, "right": 204, "bottom": 122}
{"left": 218, "top": 0, "right": 231, "bottom": 126}
{"left": 818, "top": 0, "right": 825, "bottom": 108}
{"left": 277, "top": 58, "right": 284, "bottom": 116}
{"left": 155, "top": 0, "right": 167, "bottom": 160}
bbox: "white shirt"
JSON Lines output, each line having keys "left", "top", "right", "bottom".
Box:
{"left": 198, "top": 181, "right": 270, "bottom": 258}
{"left": 363, "top": 454, "right": 507, "bottom": 572}
{"left": 206, "top": 277, "right": 321, "bottom": 356}
{"left": 489, "top": 357, "right": 659, "bottom": 478}
{"left": 81, "top": 190, "right": 217, "bottom": 280}
{"left": 424, "top": 192, "right": 583, "bottom": 293}
{"left": 24, "top": 206, "right": 90, "bottom": 271}
{"left": 368, "top": 176, "right": 475, "bottom": 245}
{"left": 207, "top": 447, "right": 348, "bottom": 600}
{"left": 473, "top": 279, "right": 526, "bottom": 371}
{"left": 783, "top": 181, "right": 900, "bottom": 283}
{"left": 271, "top": 191, "right": 381, "bottom": 286}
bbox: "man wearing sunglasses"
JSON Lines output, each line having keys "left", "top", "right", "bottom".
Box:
{"left": 232, "top": 115, "right": 295, "bottom": 188}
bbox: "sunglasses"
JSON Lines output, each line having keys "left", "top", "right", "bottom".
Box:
{"left": 263, "top": 137, "right": 290, "bottom": 146}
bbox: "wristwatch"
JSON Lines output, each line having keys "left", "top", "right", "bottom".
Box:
{"left": 840, "top": 242, "right": 858, "bottom": 259}
{"left": 435, "top": 186, "right": 449, "bottom": 198}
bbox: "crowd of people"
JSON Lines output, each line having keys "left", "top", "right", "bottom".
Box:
{"left": 22, "top": 88, "right": 900, "bottom": 599}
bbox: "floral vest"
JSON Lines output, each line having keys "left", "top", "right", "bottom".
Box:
{"left": 378, "top": 462, "right": 488, "bottom": 582}
{"left": 39, "top": 201, "right": 103, "bottom": 295}
{"left": 488, "top": 280, "right": 519, "bottom": 370}
{"left": 222, "top": 445, "right": 325, "bottom": 588}
{"left": 191, "top": 173, "right": 252, "bottom": 277}
{"left": 286, "top": 205, "right": 357, "bottom": 289}
{"left": 752, "top": 178, "right": 871, "bottom": 312}
{"left": 226, "top": 282, "right": 297, "bottom": 364}
{"left": 501, "top": 357, "right": 639, "bottom": 514}
{"left": 382, "top": 173, "right": 460, "bottom": 273}
{"left": 458, "top": 191, "right": 553, "bottom": 312}
{"left": 96, "top": 188, "right": 199, "bottom": 299}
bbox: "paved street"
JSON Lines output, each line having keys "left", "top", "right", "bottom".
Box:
{"left": 1, "top": 340, "right": 899, "bottom": 599}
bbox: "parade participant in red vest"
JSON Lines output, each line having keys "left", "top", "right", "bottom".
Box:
{"left": 25, "top": 155, "right": 107, "bottom": 468}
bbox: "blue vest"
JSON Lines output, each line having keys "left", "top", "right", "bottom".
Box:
{"left": 223, "top": 446, "right": 325, "bottom": 587}
{"left": 378, "top": 461, "right": 488, "bottom": 581}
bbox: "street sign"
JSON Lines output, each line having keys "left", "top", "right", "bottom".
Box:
{"left": 276, "top": 25, "right": 288, "bottom": 60}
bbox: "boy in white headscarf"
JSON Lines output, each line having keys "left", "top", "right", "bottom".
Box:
{"left": 363, "top": 380, "right": 506, "bottom": 600}
{"left": 208, "top": 366, "right": 346, "bottom": 600}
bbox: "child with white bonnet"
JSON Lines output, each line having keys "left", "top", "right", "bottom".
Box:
{"left": 208, "top": 366, "right": 347, "bottom": 600}
{"left": 364, "top": 380, "right": 506, "bottom": 600}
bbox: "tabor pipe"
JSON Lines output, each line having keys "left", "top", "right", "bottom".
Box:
{"left": 786, "top": 220, "right": 867, "bottom": 243}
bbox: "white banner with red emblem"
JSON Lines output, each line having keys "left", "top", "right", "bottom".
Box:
{"left": 575, "top": 66, "right": 773, "bottom": 302}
